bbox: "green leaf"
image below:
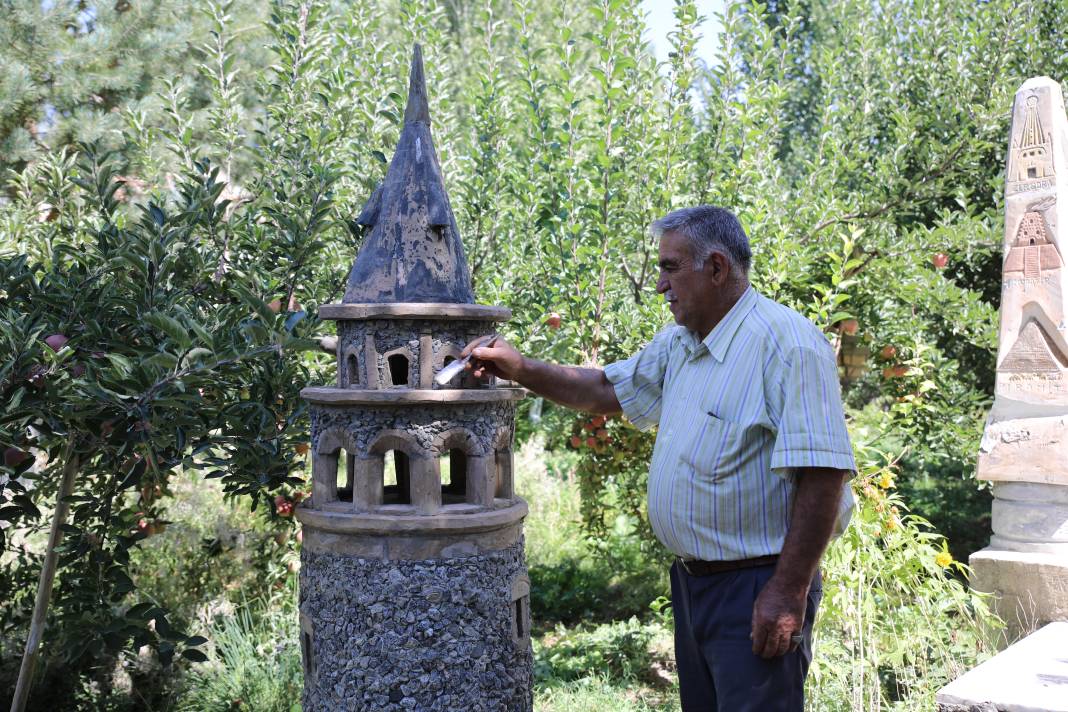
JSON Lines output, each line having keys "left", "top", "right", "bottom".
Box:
{"left": 181, "top": 648, "right": 209, "bottom": 662}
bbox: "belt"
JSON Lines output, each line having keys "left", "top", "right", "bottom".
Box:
{"left": 677, "top": 554, "right": 779, "bottom": 576}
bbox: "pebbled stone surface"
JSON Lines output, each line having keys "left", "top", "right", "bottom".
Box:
{"left": 310, "top": 401, "right": 515, "bottom": 457}
{"left": 336, "top": 319, "right": 497, "bottom": 388}
{"left": 300, "top": 539, "right": 532, "bottom": 711}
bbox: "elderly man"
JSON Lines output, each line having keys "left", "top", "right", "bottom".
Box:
{"left": 464, "top": 206, "right": 854, "bottom": 711}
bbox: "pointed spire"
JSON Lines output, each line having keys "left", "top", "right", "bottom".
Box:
{"left": 343, "top": 44, "right": 474, "bottom": 304}
{"left": 404, "top": 44, "right": 431, "bottom": 125}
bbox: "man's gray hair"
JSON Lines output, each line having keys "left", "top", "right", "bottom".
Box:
{"left": 652, "top": 206, "right": 752, "bottom": 274}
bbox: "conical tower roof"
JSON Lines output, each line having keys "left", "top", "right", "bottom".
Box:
{"left": 343, "top": 45, "right": 475, "bottom": 304}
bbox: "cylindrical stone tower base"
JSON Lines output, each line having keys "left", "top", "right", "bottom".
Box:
{"left": 297, "top": 505, "right": 532, "bottom": 712}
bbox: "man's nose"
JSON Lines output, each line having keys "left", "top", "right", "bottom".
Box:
{"left": 656, "top": 273, "right": 668, "bottom": 293}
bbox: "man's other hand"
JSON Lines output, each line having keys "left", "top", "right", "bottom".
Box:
{"left": 750, "top": 576, "right": 807, "bottom": 658}
{"left": 461, "top": 335, "right": 524, "bottom": 382}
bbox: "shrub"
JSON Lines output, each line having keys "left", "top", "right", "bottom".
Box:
{"left": 534, "top": 618, "right": 657, "bottom": 685}
{"left": 174, "top": 589, "right": 303, "bottom": 712}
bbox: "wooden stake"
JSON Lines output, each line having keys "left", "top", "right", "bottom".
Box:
{"left": 10, "top": 441, "right": 80, "bottom": 712}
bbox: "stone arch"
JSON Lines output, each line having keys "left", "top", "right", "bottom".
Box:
{"left": 433, "top": 427, "right": 482, "bottom": 456}
{"left": 436, "top": 343, "right": 467, "bottom": 388}
{"left": 493, "top": 427, "right": 515, "bottom": 501}
{"left": 369, "top": 429, "right": 424, "bottom": 457}
{"left": 382, "top": 345, "right": 414, "bottom": 387}
{"left": 312, "top": 428, "right": 359, "bottom": 506}
{"left": 367, "top": 429, "right": 436, "bottom": 512}
{"left": 433, "top": 427, "right": 493, "bottom": 507}
{"left": 341, "top": 345, "right": 361, "bottom": 388}
{"left": 510, "top": 575, "right": 531, "bottom": 647}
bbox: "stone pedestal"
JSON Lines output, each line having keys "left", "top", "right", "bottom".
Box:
{"left": 973, "top": 76, "right": 1068, "bottom": 639}
{"left": 936, "top": 622, "right": 1068, "bottom": 712}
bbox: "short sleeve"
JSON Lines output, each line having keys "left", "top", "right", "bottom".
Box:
{"left": 603, "top": 328, "right": 674, "bottom": 432}
{"left": 770, "top": 344, "right": 856, "bottom": 473}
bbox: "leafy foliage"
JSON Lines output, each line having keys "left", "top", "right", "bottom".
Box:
{"left": 0, "top": 0, "right": 1058, "bottom": 707}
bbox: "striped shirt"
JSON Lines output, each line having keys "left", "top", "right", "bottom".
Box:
{"left": 604, "top": 286, "right": 856, "bottom": 561}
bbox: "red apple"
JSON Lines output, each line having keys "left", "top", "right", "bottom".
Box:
{"left": 4, "top": 447, "right": 30, "bottom": 467}
{"left": 932, "top": 253, "right": 949, "bottom": 269}
{"left": 595, "top": 428, "right": 608, "bottom": 440}
{"left": 839, "top": 319, "right": 859, "bottom": 336}
{"left": 878, "top": 345, "right": 898, "bottom": 361}
{"left": 569, "top": 435, "right": 582, "bottom": 449}
{"left": 591, "top": 415, "right": 606, "bottom": 428}
{"left": 545, "top": 312, "right": 562, "bottom": 330}
{"left": 44, "top": 334, "right": 69, "bottom": 352}
{"left": 267, "top": 299, "right": 282, "bottom": 314}
{"left": 585, "top": 437, "right": 597, "bottom": 448}
{"left": 295, "top": 442, "right": 310, "bottom": 456}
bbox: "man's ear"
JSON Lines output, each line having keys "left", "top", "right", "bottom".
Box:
{"left": 709, "top": 251, "right": 731, "bottom": 284}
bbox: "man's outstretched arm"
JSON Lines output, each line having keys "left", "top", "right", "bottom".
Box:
{"left": 462, "top": 336, "right": 622, "bottom": 415}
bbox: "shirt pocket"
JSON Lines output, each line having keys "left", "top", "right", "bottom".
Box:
{"left": 677, "top": 413, "right": 751, "bottom": 482}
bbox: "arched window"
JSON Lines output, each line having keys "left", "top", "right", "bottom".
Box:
{"left": 383, "top": 450, "right": 412, "bottom": 505}
{"left": 337, "top": 451, "right": 354, "bottom": 502}
{"left": 440, "top": 448, "right": 467, "bottom": 504}
{"left": 495, "top": 447, "right": 514, "bottom": 500}
{"left": 436, "top": 345, "right": 466, "bottom": 388}
{"left": 312, "top": 429, "right": 358, "bottom": 506}
{"left": 345, "top": 351, "right": 360, "bottom": 388}
{"left": 511, "top": 576, "right": 531, "bottom": 646}
{"left": 383, "top": 347, "right": 413, "bottom": 387}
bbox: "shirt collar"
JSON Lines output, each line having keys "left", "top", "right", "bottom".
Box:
{"left": 679, "top": 286, "right": 759, "bottom": 363}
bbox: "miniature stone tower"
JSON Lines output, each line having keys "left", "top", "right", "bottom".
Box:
{"left": 295, "top": 46, "right": 532, "bottom": 711}
{"left": 973, "top": 77, "right": 1068, "bottom": 636}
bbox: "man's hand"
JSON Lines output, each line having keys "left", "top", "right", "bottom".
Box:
{"left": 461, "top": 335, "right": 524, "bottom": 382}
{"left": 750, "top": 576, "right": 807, "bottom": 658}
{"left": 459, "top": 334, "right": 622, "bottom": 415}
{"left": 750, "top": 467, "right": 846, "bottom": 658}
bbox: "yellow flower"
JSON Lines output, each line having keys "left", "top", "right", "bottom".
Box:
{"left": 885, "top": 516, "right": 899, "bottom": 531}
{"left": 877, "top": 472, "right": 894, "bottom": 489}
{"left": 935, "top": 551, "right": 953, "bottom": 568}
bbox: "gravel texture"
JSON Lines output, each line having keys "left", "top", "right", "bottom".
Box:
{"left": 300, "top": 539, "right": 532, "bottom": 711}
{"left": 310, "top": 402, "right": 515, "bottom": 458}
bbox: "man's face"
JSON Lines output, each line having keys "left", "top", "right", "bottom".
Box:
{"left": 656, "top": 230, "right": 726, "bottom": 337}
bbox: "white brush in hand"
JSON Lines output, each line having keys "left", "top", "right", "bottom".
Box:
{"left": 434, "top": 334, "right": 498, "bottom": 386}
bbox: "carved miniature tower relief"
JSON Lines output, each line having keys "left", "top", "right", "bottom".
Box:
{"left": 294, "top": 46, "right": 532, "bottom": 711}
{"left": 973, "top": 77, "right": 1068, "bottom": 636}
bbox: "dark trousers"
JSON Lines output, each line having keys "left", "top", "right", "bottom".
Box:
{"left": 670, "top": 561, "right": 822, "bottom": 712}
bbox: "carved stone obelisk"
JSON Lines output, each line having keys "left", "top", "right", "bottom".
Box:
{"left": 973, "top": 76, "right": 1068, "bottom": 636}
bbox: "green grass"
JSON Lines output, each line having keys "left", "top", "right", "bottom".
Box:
{"left": 174, "top": 585, "right": 303, "bottom": 712}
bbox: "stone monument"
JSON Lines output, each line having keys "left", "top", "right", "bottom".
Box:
{"left": 294, "top": 45, "right": 532, "bottom": 711}
{"left": 973, "top": 76, "right": 1068, "bottom": 636}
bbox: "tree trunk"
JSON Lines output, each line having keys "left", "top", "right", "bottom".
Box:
{"left": 10, "top": 441, "right": 80, "bottom": 712}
